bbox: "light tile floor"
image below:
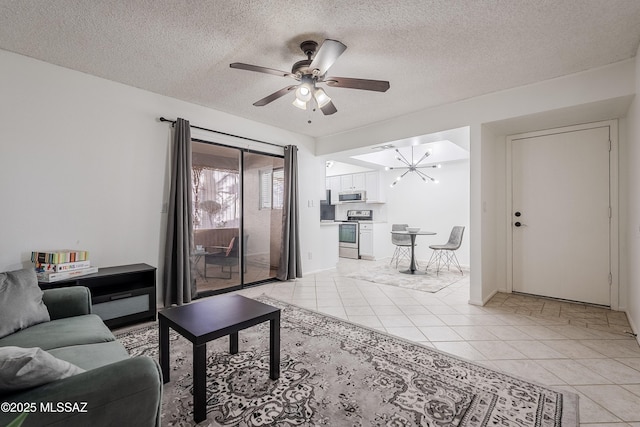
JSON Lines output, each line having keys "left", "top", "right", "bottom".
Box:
{"left": 235, "top": 259, "right": 640, "bottom": 426}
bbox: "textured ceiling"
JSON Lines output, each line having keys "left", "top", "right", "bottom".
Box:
{"left": 2, "top": 0, "right": 640, "bottom": 138}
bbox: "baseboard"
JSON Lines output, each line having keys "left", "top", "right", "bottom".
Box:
{"left": 468, "top": 289, "right": 499, "bottom": 307}
{"left": 301, "top": 266, "right": 337, "bottom": 276}
{"left": 625, "top": 309, "right": 640, "bottom": 345}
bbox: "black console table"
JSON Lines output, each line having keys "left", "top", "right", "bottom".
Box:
{"left": 38, "top": 263, "right": 156, "bottom": 328}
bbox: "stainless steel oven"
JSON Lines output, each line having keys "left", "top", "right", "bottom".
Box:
{"left": 338, "top": 210, "right": 373, "bottom": 259}
{"left": 339, "top": 222, "right": 359, "bottom": 259}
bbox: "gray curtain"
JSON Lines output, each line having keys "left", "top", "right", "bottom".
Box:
{"left": 277, "top": 145, "right": 302, "bottom": 280}
{"left": 163, "top": 118, "right": 196, "bottom": 306}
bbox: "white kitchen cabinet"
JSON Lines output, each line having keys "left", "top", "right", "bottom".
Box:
{"left": 339, "top": 175, "right": 352, "bottom": 190}
{"left": 327, "top": 171, "right": 385, "bottom": 203}
{"left": 365, "top": 171, "right": 385, "bottom": 202}
{"left": 358, "top": 222, "right": 391, "bottom": 260}
{"left": 340, "top": 173, "right": 365, "bottom": 191}
{"left": 352, "top": 173, "right": 365, "bottom": 190}
{"left": 359, "top": 223, "right": 374, "bottom": 260}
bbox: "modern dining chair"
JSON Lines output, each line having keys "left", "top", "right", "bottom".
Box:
{"left": 204, "top": 236, "right": 238, "bottom": 279}
{"left": 390, "top": 224, "right": 416, "bottom": 268}
{"left": 426, "top": 226, "right": 465, "bottom": 275}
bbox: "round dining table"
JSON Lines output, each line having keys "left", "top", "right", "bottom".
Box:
{"left": 390, "top": 230, "right": 436, "bottom": 275}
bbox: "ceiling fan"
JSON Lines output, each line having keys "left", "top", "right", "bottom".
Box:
{"left": 230, "top": 39, "right": 390, "bottom": 115}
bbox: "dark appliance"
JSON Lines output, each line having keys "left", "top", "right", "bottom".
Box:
{"left": 320, "top": 190, "right": 335, "bottom": 221}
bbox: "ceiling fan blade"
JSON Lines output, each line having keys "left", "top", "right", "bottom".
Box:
{"left": 324, "top": 76, "right": 390, "bottom": 92}
{"left": 320, "top": 101, "right": 337, "bottom": 115}
{"left": 309, "top": 39, "right": 347, "bottom": 75}
{"left": 230, "top": 63, "right": 296, "bottom": 79}
{"left": 253, "top": 85, "right": 297, "bottom": 106}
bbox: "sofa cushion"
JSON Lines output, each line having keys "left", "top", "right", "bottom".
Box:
{"left": 49, "top": 341, "right": 130, "bottom": 371}
{"left": 0, "top": 346, "right": 85, "bottom": 394}
{"left": 0, "top": 268, "right": 50, "bottom": 338}
{"left": 0, "top": 357, "right": 162, "bottom": 427}
{"left": 0, "top": 314, "right": 114, "bottom": 351}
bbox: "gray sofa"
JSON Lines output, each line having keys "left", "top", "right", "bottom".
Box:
{"left": 0, "top": 285, "right": 162, "bottom": 427}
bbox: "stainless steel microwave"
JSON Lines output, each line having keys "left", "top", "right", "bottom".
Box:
{"left": 338, "top": 190, "right": 366, "bottom": 203}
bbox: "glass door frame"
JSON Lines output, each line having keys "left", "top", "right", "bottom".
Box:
{"left": 192, "top": 138, "right": 284, "bottom": 298}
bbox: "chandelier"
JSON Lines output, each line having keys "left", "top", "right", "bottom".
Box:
{"left": 386, "top": 147, "right": 441, "bottom": 187}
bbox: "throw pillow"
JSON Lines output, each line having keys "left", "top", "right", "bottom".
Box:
{"left": 0, "top": 268, "right": 50, "bottom": 339}
{"left": 0, "top": 346, "right": 85, "bottom": 393}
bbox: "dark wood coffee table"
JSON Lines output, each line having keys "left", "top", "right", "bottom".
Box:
{"left": 158, "top": 294, "right": 281, "bottom": 422}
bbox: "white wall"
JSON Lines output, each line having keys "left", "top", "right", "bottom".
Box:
{"left": 296, "top": 144, "right": 333, "bottom": 273}
{"left": 624, "top": 46, "right": 640, "bottom": 339}
{"left": 0, "top": 50, "right": 328, "bottom": 301}
{"left": 380, "top": 160, "right": 470, "bottom": 264}
{"left": 477, "top": 124, "right": 501, "bottom": 304}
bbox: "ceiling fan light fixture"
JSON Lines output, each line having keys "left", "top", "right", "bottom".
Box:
{"left": 314, "top": 87, "right": 331, "bottom": 108}
{"left": 230, "top": 38, "right": 389, "bottom": 116}
{"left": 295, "top": 85, "right": 312, "bottom": 102}
{"left": 292, "top": 97, "right": 307, "bottom": 110}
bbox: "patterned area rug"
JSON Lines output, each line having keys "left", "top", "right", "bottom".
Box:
{"left": 346, "top": 262, "right": 469, "bottom": 292}
{"left": 116, "top": 296, "right": 578, "bottom": 426}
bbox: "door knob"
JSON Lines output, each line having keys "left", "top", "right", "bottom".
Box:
{"left": 515, "top": 212, "right": 522, "bottom": 217}
{"left": 514, "top": 222, "right": 522, "bottom": 227}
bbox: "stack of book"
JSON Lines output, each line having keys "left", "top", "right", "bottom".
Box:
{"left": 31, "top": 250, "right": 98, "bottom": 282}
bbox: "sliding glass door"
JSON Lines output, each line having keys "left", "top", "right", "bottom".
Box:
{"left": 192, "top": 143, "right": 241, "bottom": 294}
{"left": 243, "top": 152, "right": 284, "bottom": 283}
{"left": 191, "top": 140, "right": 283, "bottom": 296}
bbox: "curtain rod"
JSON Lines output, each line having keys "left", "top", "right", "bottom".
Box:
{"left": 159, "top": 117, "right": 283, "bottom": 148}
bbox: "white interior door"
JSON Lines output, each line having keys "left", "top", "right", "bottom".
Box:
{"left": 511, "top": 126, "right": 611, "bottom": 305}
